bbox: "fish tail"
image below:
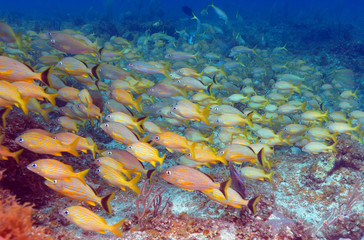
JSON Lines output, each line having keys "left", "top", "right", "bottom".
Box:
{"left": 13, "top": 149, "right": 23, "bottom": 164}
{"left": 101, "top": 191, "right": 115, "bottom": 214}
{"left": 206, "top": 133, "right": 214, "bottom": 144}
{"left": 257, "top": 148, "right": 265, "bottom": 168}
{"left": 219, "top": 178, "right": 231, "bottom": 199}
{"left": 219, "top": 64, "right": 227, "bottom": 77}
{"left": 129, "top": 173, "right": 141, "bottom": 194}
{"left": 47, "top": 93, "right": 59, "bottom": 106}
{"left": 162, "top": 63, "right": 172, "bottom": 80}
{"left": 295, "top": 83, "right": 302, "bottom": 95}
{"left": 146, "top": 169, "right": 157, "bottom": 184}
{"left": 134, "top": 95, "right": 143, "bottom": 113}
{"left": 40, "top": 66, "right": 53, "bottom": 87}
{"left": 77, "top": 168, "right": 90, "bottom": 184}
{"left": 0, "top": 108, "right": 11, "bottom": 128}
{"left": 136, "top": 116, "right": 149, "bottom": 133}
{"left": 159, "top": 153, "right": 166, "bottom": 171}
{"left": 91, "top": 64, "right": 101, "bottom": 80}
{"left": 86, "top": 137, "right": 97, "bottom": 159}
{"left": 266, "top": 171, "right": 274, "bottom": 184}
{"left": 354, "top": 123, "right": 362, "bottom": 135}
{"left": 40, "top": 106, "right": 53, "bottom": 122}
{"left": 200, "top": 106, "right": 211, "bottom": 125}
{"left": 67, "top": 137, "right": 80, "bottom": 157}
{"left": 247, "top": 196, "right": 261, "bottom": 214}
{"left": 352, "top": 89, "right": 358, "bottom": 99}
{"left": 18, "top": 98, "right": 29, "bottom": 115}
{"left": 109, "top": 218, "right": 126, "bottom": 238}
{"left": 245, "top": 111, "right": 254, "bottom": 128}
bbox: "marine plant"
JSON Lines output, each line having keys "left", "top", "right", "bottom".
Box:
{"left": 135, "top": 179, "right": 170, "bottom": 230}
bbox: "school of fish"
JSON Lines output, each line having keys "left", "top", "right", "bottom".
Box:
{"left": 0, "top": 1, "right": 363, "bottom": 237}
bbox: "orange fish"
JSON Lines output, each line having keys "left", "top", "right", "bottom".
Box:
{"left": 0, "top": 80, "right": 28, "bottom": 115}
{"left": 48, "top": 31, "right": 99, "bottom": 56}
{"left": 110, "top": 88, "right": 143, "bottom": 113}
{"left": 61, "top": 206, "right": 125, "bottom": 237}
{"left": 15, "top": 130, "right": 79, "bottom": 156}
{"left": 12, "top": 82, "right": 58, "bottom": 106}
{"left": 186, "top": 146, "right": 227, "bottom": 165}
{"left": 0, "top": 145, "right": 23, "bottom": 164}
{"left": 56, "top": 86, "right": 80, "bottom": 102}
{"left": 160, "top": 165, "right": 230, "bottom": 197}
{"left": 27, "top": 159, "right": 89, "bottom": 183}
{"left": 0, "top": 56, "right": 51, "bottom": 86}
{"left": 45, "top": 178, "right": 114, "bottom": 214}
{"left": 152, "top": 131, "right": 196, "bottom": 157}
{"left": 126, "top": 142, "right": 165, "bottom": 170}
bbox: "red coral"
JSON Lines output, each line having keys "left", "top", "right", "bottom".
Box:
{"left": 0, "top": 189, "right": 51, "bottom": 240}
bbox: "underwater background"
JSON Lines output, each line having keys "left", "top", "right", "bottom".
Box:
{"left": 0, "top": 0, "right": 363, "bottom": 239}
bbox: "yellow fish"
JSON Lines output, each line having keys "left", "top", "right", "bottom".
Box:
{"left": 46, "top": 178, "right": 114, "bottom": 214}
{"left": 0, "top": 80, "right": 28, "bottom": 115}
{"left": 172, "top": 99, "right": 210, "bottom": 125}
{"left": 15, "top": 130, "right": 79, "bottom": 156}
{"left": 97, "top": 165, "right": 141, "bottom": 194}
{"left": 27, "top": 159, "right": 89, "bottom": 183}
{"left": 61, "top": 206, "right": 125, "bottom": 237}
{"left": 152, "top": 131, "right": 196, "bottom": 156}
{"left": 126, "top": 141, "right": 165, "bottom": 170}
{"left": 203, "top": 187, "right": 260, "bottom": 213}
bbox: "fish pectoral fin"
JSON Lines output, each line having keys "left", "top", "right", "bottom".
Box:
{"left": 96, "top": 230, "right": 106, "bottom": 234}
{"left": 0, "top": 70, "right": 14, "bottom": 75}
{"left": 85, "top": 201, "right": 96, "bottom": 206}
{"left": 177, "top": 179, "right": 194, "bottom": 186}
{"left": 119, "top": 186, "right": 126, "bottom": 191}
{"left": 64, "top": 68, "right": 74, "bottom": 73}
{"left": 44, "top": 177, "right": 54, "bottom": 182}
{"left": 81, "top": 73, "right": 88, "bottom": 78}
{"left": 166, "top": 147, "right": 174, "bottom": 153}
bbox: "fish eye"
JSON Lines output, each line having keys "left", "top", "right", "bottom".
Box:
{"left": 187, "top": 153, "right": 191, "bottom": 157}
{"left": 59, "top": 61, "right": 63, "bottom": 65}
{"left": 127, "top": 146, "right": 133, "bottom": 150}
{"left": 216, "top": 119, "right": 220, "bottom": 123}
{"left": 18, "top": 138, "right": 24, "bottom": 143}
{"left": 96, "top": 169, "right": 101, "bottom": 173}
{"left": 32, "top": 163, "right": 37, "bottom": 168}
{"left": 63, "top": 210, "right": 69, "bottom": 215}
{"left": 219, "top": 151, "right": 224, "bottom": 155}
{"left": 96, "top": 159, "right": 100, "bottom": 163}
{"left": 52, "top": 136, "right": 57, "bottom": 139}
{"left": 53, "top": 180, "right": 58, "bottom": 184}
{"left": 107, "top": 151, "right": 112, "bottom": 155}
{"left": 105, "top": 123, "right": 109, "bottom": 127}
{"left": 214, "top": 107, "right": 218, "bottom": 111}
{"left": 284, "top": 128, "right": 287, "bottom": 131}
{"left": 106, "top": 115, "right": 111, "bottom": 119}
{"left": 166, "top": 170, "right": 172, "bottom": 175}
{"left": 173, "top": 107, "right": 177, "bottom": 110}
{"left": 154, "top": 136, "right": 160, "bottom": 141}
{"left": 50, "top": 39, "right": 55, "bottom": 44}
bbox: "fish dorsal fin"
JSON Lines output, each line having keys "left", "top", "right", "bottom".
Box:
{"left": 88, "top": 184, "right": 99, "bottom": 196}
{"left": 23, "top": 62, "right": 35, "bottom": 72}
